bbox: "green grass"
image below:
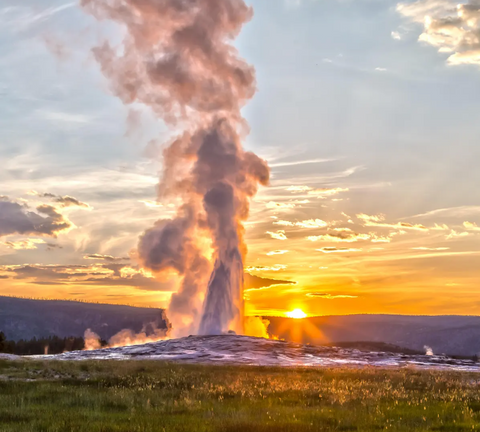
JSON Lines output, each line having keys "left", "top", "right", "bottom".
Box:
{"left": 1, "top": 359, "right": 480, "bottom": 431}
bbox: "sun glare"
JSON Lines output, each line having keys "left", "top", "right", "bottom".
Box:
{"left": 286, "top": 309, "right": 307, "bottom": 319}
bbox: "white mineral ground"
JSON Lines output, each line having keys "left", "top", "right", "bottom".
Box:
{"left": 24, "top": 335, "right": 480, "bottom": 372}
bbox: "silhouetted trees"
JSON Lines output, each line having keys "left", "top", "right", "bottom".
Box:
{"left": 0, "top": 332, "right": 87, "bottom": 355}
{"left": 0, "top": 332, "right": 5, "bottom": 352}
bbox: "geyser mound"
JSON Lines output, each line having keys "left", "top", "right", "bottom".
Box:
{"left": 40, "top": 335, "right": 480, "bottom": 371}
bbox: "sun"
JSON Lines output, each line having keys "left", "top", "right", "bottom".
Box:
{"left": 286, "top": 309, "right": 307, "bottom": 319}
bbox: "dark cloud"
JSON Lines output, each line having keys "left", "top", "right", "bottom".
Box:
{"left": 83, "top": 274, "right": 174, "bottom": 291}
{"left": 54, "top": 195, "right": 90, "bottom": 208}
{"left": 46, "top": 243, "right": 63, "bottom": 250}
{"left": 83, "top": 254, "right": 129, "bottom": 262}
{"left": 102, "top": 263, "right": 128, "bottom": 277}
{"left": 244, "top": 273, "right": 295, "bottom": 290}
{"left": 8, "top": 265, "right": 88, "bottom": 281}
{"left": 0, "top": 200, "right": 72, "bottom": 237}
{"left": 35, "top": 192, "right": 90, "bottom": 208}
{"left": 0, "top": 263, "right": 172, "bottom": 292}
{"left": 318, "top": 247, "right": 362, "bottom": 254}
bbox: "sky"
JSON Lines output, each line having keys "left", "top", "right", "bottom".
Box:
{"left": 1, "top": 0, "right": 479, "bottom": 317}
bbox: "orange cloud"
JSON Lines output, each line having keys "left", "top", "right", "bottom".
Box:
{"left": 266, "top": 202, "right": 296, "bottom": 209}
{"left": 412, "top": 247, "right": 450, "bottom": 251}
{"left": 139, "top": 200, "right": 163, "bottom": 208}
{"left": 266, "top": 230, "right": 288, "bottom": 240}
{"left": 308, "top": 233, "right": 371, "bottom": 243}
{"left": 317, "top": 247, "right": 362, "bottom": 254}
{"left": 274, "top": 219, "right": 328, "bottom": 228}
{"left": 357, "top": 213, "right": 428, "bottom": 231}
{"left": 286, "top": 186, "right": 349, "bottom": 197}
{"left": 1, "top": 239, "right": 46, "bottom": 250}
{"left": 266, "top": 250, "right": 289, "bottom": 256}
{"left": 308, "top": 229, "right": 389, "bottom": 243}
{"left": 446, "top": 230, "right": 470, "bottom": 239}
{"left": 295, "top": 219, "right": 329, "bottom": 228}
{"left": 464, "top": 221, "right": 480, "bottom": 231}
{"left": 306, "top": 292, "right": 358, "bottom": 299}
{"left": 246, "top": 265, "right": 287, "bottom": 272}
{"left": 83, "top": 254, "right": 130, "bottom": 262}
{"left": 432, "top": 224, "right": 450, "bottom": 231}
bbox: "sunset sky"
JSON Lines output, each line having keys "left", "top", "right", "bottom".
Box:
{"left": 1, "top": 0, "right": 479, "bottom": 317}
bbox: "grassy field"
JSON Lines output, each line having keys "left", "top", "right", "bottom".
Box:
{"left": 1, "top": 359, "right": 480, "bottom": 431}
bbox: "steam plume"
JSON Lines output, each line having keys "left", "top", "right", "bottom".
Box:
{"left": 81, "top": 0, "right": 270, "bottom": 336}
{"left": 424, "top": 345, "right": 434, "bottom": 356}
{"left": 84, "top": 329, "right": 101, "bottom": 351}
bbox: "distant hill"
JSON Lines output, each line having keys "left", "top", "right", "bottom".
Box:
{"left": 0, "top": 296, "right": 167, "bottom": 342}
{"left": 2, "top": 296, "right": 480, "bottom": 357}
{"left": 266, "top": 315, "right": 480, "bottom": 357}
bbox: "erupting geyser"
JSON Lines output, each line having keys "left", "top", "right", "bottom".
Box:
{"left": 81, "top": 0, "right": 270, "bottom": 336}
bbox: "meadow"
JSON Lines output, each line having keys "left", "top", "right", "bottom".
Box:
{"left": 1, "top": 359, "right": 480, "bottom": 431}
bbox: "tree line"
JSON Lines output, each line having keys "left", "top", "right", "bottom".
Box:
{"left": 0, "top": 331, "right": 105, "bottom": 355}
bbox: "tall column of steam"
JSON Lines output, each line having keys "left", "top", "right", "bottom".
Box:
{"left": 82, "top": 0, "right": 270, "bottom": 336}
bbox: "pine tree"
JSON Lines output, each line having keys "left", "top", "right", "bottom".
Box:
{"left": 0, "top": 331, "right": 6, "bottom": 353}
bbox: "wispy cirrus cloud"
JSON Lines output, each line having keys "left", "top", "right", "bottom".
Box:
{"left": 139, "top": 200, "right": 163, "bottom": 208}
{"left": 412, "top": 247, "right": 450, "bottom": 251}
{"left": 308, "top": 232, "right": 371, "bottom": 243}
{"left": 36, "top": 109, "right": 92, "bottom": 125}
{"left": 29, "top": 191, "right": 91, "bottom": 209}
{"left": 246, "top": 265, "right": 287, "bottom": 272}
{"left": 317, "top": 247, "right": 362, "bottom": 254}
{"left": 274, "top": 219, "right": 328, "bottom": 228}
{"left": 306, "top": 292, "right": 358, "bottom": 299}
{"left": 411, "top": 206, "right": 480, "bottom": 218}
{"left": 266, "top": 250, "right": 289, "bottom": 256}
{"left": 270, "top": 158, "right": 335, "bottom": 168}
{"left": 286, "top": 186, "right": 348, "bottom": 197}
{"left": 83, "top": 254, "right": 130, "bottom": 262}
{"left": 1, "top": 238, "right": 46, "bottom": 250}
{"left": 357, "top": 213, "right": 429, "bottom": 231}
{"left": 308, "top": 229, "right": 394, "bottom": 243}
{"left": 446, "top": 230, "right": 470, "bottom": 239}
{"left": 266, "top": 201, "right": 297, "bottom": 210}
{"left": 0, "top": 3, "right": 75, "bottom": 33}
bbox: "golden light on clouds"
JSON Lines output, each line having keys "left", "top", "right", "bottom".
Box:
{"left": 266, "top": 250, "right": 289, "bottom": 256}
{"left": 266, "top": 230, "right": 288, "bottom": 240}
